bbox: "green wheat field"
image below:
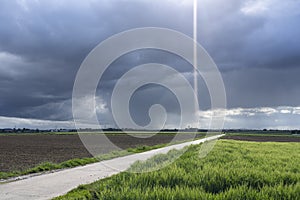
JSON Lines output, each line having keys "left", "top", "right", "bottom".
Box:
{"left": 55, "top": 140, "right": 300, "bottom": 199}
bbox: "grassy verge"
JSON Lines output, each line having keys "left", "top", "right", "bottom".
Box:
{"left": 55, "top": 140, "right": 300, "bottom": 200}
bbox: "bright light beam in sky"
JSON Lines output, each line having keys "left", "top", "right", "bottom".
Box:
{"left": 193, "top": 0, "right": 198, "bottom": 114}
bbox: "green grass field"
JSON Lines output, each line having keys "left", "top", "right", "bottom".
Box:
{"left": 55, "top": 140, "right": 300, "bottom": 200}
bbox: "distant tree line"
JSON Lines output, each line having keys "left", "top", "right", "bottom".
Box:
{"left": 291, "top": 130, "right": 300, "bottom": 134}
{"left": 0, "top": 128, "right": 299, "bottom": 134}
{"left": 0, "top": 128, "right": 76, "bottom": 133}
{"left": 0, "top": 128, "right": 40, "bottom": 133}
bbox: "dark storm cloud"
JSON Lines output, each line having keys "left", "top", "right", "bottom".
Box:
{"left": 0, "top": 0, "right": 195, "bottom": 121}
{"left": 223, "top": 67, "right": 300, "bottom": 108}
{"left": 197, "top": 0, "right": 300, "bottom": 71}
{"left": 0, "top": 0, "right": 299, "bottom": 128}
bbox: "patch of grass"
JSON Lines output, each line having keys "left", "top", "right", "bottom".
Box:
{"left": 127, "top": 143, "right": 167, "bottom": 153}
{"left": 54, "top": 140, "right": 300, "bottom": 200}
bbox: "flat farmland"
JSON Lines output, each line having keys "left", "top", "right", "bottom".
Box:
{"left": 0, "top": 133, "right": 204, "bottom": 172}
{"left": 222, "top": 135, "right": 300, "bottom": 142}
{"left": 1, "top": 133, "right": 297, "bottom": 173}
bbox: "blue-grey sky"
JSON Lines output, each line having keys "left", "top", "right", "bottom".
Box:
{"left": 0, "top": 0, "right": 300, "bottom": 129}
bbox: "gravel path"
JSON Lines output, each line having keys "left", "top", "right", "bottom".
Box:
{"left": 0, "top": 135, "right": 223, "bottom": 200}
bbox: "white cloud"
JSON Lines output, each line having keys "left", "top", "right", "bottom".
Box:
{"left": 280, "top": 109, "right": 291, "bottom": 114}
{"left": 0, "top": 52, "right": 27, "bottom": 77}
{"left": 241, "top": 0, "right": 300, "bottom": 17}
{"left": 197, "top": 106, "right": 300, "bottom": 129}
{"left": 73, "top": 96, "right": 108, "bottom": 118}
{"left": 1, "top": 106, "right": 300, "bottom": 130}
{"left": 241, "top": 0, "right": 270, "bottom": 15}
{"left": 0, "top": 116, "right": 74, "bottom": 129}
{"left": 293, "top": 108, "right": 300, "bottom": 115}
{"left": 255, "top": 107, "right": 278, "bottom": 115}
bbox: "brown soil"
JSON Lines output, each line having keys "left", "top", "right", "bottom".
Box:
{"left": 0, "top": 134, "right": 201, "bottom": 172}
{"left": 222, "top": 135, "right": 300, "bottom": 142}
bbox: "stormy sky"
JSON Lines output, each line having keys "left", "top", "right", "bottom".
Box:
{"left": 0, "top": 0, "right": 300, "bottom": 129}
